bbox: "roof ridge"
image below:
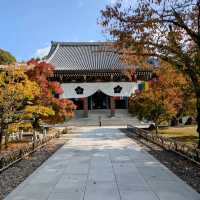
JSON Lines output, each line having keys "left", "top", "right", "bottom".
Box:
{"left": 51, "top": 41, "right": 113, "bottom": 46}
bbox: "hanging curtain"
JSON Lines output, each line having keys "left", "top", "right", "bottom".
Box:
{"left": 60, "top": 82, "right": 137, "bottom": 99}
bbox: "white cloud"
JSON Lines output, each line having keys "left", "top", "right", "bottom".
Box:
{"left": 34, "top": 46, "right": 51, "bottom": 59}
{"left": 109, "top": 0, "right": 133, "bottom": 6}
{"left": 110, "top": 0, "right": 118, "bottom": 4}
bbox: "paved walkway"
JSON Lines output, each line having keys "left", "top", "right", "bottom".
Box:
{"left": 5, "top": 127, "right": 200, "bottom": 200}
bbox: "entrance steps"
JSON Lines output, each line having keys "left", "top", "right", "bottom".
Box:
{"left": 89, "top": 109, "right": 130, "bottom": 118}
{"left": 67, "top": 109, "right": 143, "bottom": 127}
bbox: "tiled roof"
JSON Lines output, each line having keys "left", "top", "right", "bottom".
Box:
{"left": 46, "top": 42, "right": 128, "bottom": 72}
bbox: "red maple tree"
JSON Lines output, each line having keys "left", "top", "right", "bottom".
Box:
{"left": 27, "top": 60, "right": 75, "bottom": 124}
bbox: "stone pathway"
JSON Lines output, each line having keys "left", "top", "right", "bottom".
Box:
{"left": 5, "top": 127, "right": 200, "bottom": 200}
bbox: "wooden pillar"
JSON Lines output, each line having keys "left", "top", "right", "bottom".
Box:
{"left": 83, "top": 97, "right": 88, "bottom": 118}
{"left": 125, "top": 97, "right": 129, "bottom": 109}
{"left": 90, "top": 96, "right": 93, "bottom": 110}
{"left": 110, "top": 96, "right": 115, "bottom": 117}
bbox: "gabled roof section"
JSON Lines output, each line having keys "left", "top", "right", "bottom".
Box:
{"left": 46, "top": 41, "right": 128, "bottom": 72}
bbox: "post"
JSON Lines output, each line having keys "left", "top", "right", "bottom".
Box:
{"left": 33, "top": 130, "right": 36, "bottom": 150}
{"left": 19, "top": 129, "right": 23, "bottom": 141}
{"left": 83, "top": 97, "right": 89, "bottom": 118}
{"left": 99, "top": 116, "right": 102, "bottom": 127}
{"left": 110, "top": 96, "right": 115, "bottom": 117}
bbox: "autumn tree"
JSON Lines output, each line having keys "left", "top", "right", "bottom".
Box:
{"left": 101, "top": 0, "right": 200, "bottom": 147}
{"left": 0, "top": 49, "right": 16, "bottom": 65}
{"left": 0, "top": 66, "right": 54, "bottom": 149}
{"left": 26, "top": 60, "right": 75, "bottom": 124}
{"left": 129, "top": 64, "right": 186, "bottom": 134}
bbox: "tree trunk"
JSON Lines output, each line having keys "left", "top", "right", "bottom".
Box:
{"left": 196, "top": 95, "right": 200, "bottom": 148}
{"left": 0, "top": 131, "right": 2, "bottom": 151}
{"left": 155, "top": 123, "right": 158, "bottom": 135}
{"left": 156, "top": 126, "right": 158, "bottom": 135}
{"left": 0, "top": 122, "right": 3, "bottom": 151}
{"left": 5, "top": 132, "right": 9, "bottom": 149}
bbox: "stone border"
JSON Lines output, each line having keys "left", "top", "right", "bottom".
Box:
{"left": 127, "top": 124, "right": 200, "bottom": 165}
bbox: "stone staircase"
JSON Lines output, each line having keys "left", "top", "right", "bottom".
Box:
{"left": 66, "top": 109, "right": 146, "bottom": 127}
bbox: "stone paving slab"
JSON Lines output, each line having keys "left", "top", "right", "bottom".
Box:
{"left": 5, "top": 127, "right": 200, "bottom": 200}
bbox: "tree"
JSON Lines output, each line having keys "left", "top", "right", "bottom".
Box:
{"left": 129, "top": 64, "right": 185, "bottom": 134}
{"left": 179, "top": 84, "right": 197, "bottom": 123}
{"left": 101, "top": 0, "right": 200, "bottom": 147}
{"left": 0, "top": 49, "right": 16, "bottom": 65}
{"left": 26, "top": 60, "right": 75, "bottom": 124}
{"left": 0, "top": 66, "right": 54, "bottom": 149}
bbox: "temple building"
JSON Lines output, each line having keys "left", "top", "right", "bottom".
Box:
{"left": 46, "top": 42, "right": 152, "bottom": 118}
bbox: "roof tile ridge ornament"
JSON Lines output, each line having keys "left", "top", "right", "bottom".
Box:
{"left": 46, "top": 43, "right": 60, "bottom": 63}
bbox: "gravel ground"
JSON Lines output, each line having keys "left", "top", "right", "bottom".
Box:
{"left": 121, "top": 129, "right": 200, "bottom": 194}
{"left": 0, "top": 136, "right": 67, "bottom": 200}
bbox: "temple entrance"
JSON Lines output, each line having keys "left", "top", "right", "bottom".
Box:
{"left": 115, "top": 97, "right": 128, "bottom": 109}
{"left": 72, "top": 98, "right": 83, "bottom": 110}
{"left": 89, "top": 90, "right": 109, "bottom": 110}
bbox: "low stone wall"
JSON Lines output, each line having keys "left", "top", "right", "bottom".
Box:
{"left": 127, "top": 124, "right": 200, "bottom": 165}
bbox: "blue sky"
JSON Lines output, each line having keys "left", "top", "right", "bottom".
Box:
{"left": 0, "top": 0, "right": 122, "bottom": 61}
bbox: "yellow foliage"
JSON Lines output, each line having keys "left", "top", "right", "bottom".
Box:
{"left": 0, "top": 65, "right": 55, "bottom": 135}
{"left": 0, "top": 66, "right": 40, "bottom": 107}
{"left": 25, "top": 105, "right": 55, "bottom": 117}
{"left": 8, "top": 122, "right": 32, "bottom": 133}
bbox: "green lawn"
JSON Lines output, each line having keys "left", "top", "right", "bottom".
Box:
{"left": 155, "top": 126, "right": 199, "bottom": 147}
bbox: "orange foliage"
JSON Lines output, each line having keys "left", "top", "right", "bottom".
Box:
{"left": 27, "top": 61, "right": 75, "bottom": 124}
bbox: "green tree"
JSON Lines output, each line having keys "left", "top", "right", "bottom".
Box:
{"left": 101, "top": 0, "right": 200, "bottom": 147}
{"left": 0, "top": 49, "right": 16, "bottom": 64}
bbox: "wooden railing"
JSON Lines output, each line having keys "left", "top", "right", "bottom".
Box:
{"left": 127, "top": 124, "right": 200, "bottom": 165}
{"left": 0, "top": 130, "right": 61, "bottom": 173}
